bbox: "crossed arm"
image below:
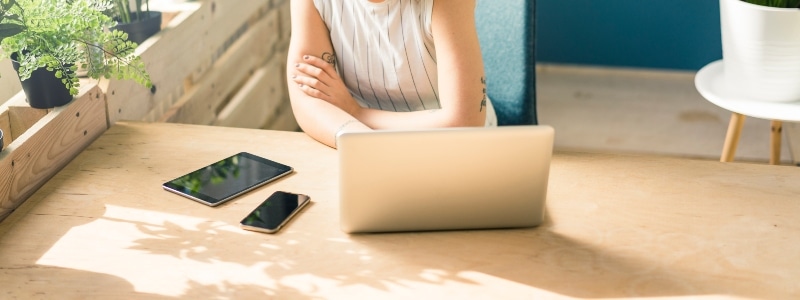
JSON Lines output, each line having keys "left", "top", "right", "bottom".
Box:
{"left": 286, "top": 0, "right": 486, "bottom": 148}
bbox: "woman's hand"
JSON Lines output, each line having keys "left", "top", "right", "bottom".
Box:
{"left": 292, "top": 54, "right": 362, "bottom": 117}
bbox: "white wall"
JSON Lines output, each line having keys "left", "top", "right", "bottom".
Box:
{"left": 0, "top": 58, "right": 22, "bottom": 104}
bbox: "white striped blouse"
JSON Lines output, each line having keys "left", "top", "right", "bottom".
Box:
{"left": 313, "top": 0, "right": 440, "bottom": 112}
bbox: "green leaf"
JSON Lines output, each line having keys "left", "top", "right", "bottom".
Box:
{"left": 0, "top": 23, "right": 24, "bottom": 41}
{"left": 3, "top": 0, "right": 151, "bottom": 93}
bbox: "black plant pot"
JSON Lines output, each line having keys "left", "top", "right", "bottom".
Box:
{"left": 114, "top": 11, "right": 163, "bottom": 45}
{"left": 10, "top": 53, "right": 73, "bottom": 109}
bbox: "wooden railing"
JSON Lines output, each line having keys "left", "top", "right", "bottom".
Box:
{"left": 0, "top": 0, "right": 295, "bottom": 221}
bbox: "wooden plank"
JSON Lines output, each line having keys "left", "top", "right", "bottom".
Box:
{"left": 0, "top": 92, "right": 18, "bottom": 150}
{"left": 261, "top": 48, "right": 297, "bottom": 131}
{"left": 186, "top": 1, "right": 273, "bottom": 85}
{"left": 212, "top": 64, "right": 283, "bottom": 128}
{"left": 0, "top": 91, "right": 48, "bottom": 143}
{"left": 277, "top": 0, "right": 291, "bottom": 44}
{"left": 160, "top": 9, "right": 280, "bottom": 125}
{"left": 212, "top": 68, "right": 271, "bottom": 128}
{"left": 275, "top": 48, "right": 289, "bottom": 90}
{"left": 103, "top": 0, "right": 273, "bottom": 124}
{"left": 0, "top": 147, "right": 9, "bottom": 223}
{"left": 262, "top": 97, "right": 299, "bottom": 131}
{"left": 101, "top": 7, "right": 198, "bottom": 125}
{"left": 0, "top": 89, "right": 27, "bottom": 110}
{"left": 0, "top": 84, "right": 107, "bottom": 222}
{"left": 0, "top": 110, "right": 9, "bottom": 150}
{"left": 8, "top": 107, "right": 49, "bottom": 141}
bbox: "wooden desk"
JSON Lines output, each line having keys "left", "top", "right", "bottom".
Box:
{"left": 1, "top": 122, "right": 799, "bottom": 299}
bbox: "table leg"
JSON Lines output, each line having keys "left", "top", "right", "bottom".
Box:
{"left": 721, "top": 113, "right": 745, "bottom": 162}
{"left": 770, "top": 120, "right": 783, "bottom": 165}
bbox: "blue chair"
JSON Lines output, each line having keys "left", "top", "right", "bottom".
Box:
{"left": 475, "top": 0, "right": 538, "bottom": 125}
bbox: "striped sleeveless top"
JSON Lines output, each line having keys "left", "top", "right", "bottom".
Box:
{"left": 312, "top": 0, "right": 439, "bottom": 112}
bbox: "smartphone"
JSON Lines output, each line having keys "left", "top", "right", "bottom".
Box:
{"left": 162, "top": 152, "right": 293, "bottom": 207}
{"left": 240, "top": 191, "right": 310, "bottom": 233}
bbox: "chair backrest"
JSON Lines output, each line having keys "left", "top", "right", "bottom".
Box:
{"left": 475, "top": 0, "right": 538, "bottom": 125}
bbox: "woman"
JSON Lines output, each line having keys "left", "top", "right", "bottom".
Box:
{"left": 288, "top": 0, "right": 496, "bottom": 148}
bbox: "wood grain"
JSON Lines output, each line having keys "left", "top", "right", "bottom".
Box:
{"left": 8, "top": 106, "right": 49, "bottom": 141}
{"left": 213, "top": 56, "right": 284, "bottom": 128}
{"left": 0, "top": 122, "right": 798, "bottom": 299}
{"left": 0, "top": 84, "right": 107, "bottom": 221}
{"left": 0, "top": 110, "right": 9, "bottom": 150}
{"left": 160, "top": 8, "right": 280, "bottom": 125}
{"left": 103, "top": 0, "right": 273, "bottom": 124}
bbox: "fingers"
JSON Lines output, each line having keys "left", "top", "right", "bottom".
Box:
{"left": 295, "top": 62, "right": 326, "bottom": 82}
{"left": 292, "top": 62, "right": 331, "bottom": 100}
{"left": 292, "top": 54, "right": 339, "bottom": 99}
{"left": 292, "top": 73, "right": 330, "bottom": 100}
{"left": 294, "top": 55, "right": 338, "bottom": 84}
{"left": 302, "top": 54, "right": 337, "bottom": 77}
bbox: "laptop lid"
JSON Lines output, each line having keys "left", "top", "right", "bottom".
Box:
{"left": 337, "top": 125, "right": 554, "bottom": 233}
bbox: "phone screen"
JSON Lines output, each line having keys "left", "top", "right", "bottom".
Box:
{"left": 163, "top": 152, "right": 293, "bottom": 206}
{"left": 241, "top": 191, "right": 310, "bottom": 233}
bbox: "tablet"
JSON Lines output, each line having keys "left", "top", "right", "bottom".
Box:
{"left": 162, "top": 152, "right": 293, "bottom": 206}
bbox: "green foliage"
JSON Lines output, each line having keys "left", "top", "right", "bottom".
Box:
{"left": 0, "top": 0, "right": 24, "bottom": 44}
{"left": 742, "top": 0, "right": 800, "bottom": 8}
{"left": 111, "top": 0, "right": 149, "bottom": 24}
{"left": 0, "top": 0, "right": 151, "bottom": 96}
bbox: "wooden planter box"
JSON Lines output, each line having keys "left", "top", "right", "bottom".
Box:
{"left": 0, "top": 83, "right": 107, "bottom": 221}
{"left": 0, "top": 0, "right": 296, "bottom": 222}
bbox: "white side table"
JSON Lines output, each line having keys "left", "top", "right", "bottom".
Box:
{"left": 695, "top": 60, "right": 800, "bottom": 165}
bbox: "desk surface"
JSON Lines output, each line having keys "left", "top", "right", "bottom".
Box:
{"left": 1, "top": 122, "right": 799, "bottom": 299}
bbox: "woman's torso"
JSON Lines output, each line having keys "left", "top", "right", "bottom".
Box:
{"left": 313, "top": 0, "right": 439, "bottom": 112}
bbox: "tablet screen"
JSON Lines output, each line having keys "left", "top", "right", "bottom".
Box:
{"left": 163, "top": 152, "right": 293, "bottom": 206}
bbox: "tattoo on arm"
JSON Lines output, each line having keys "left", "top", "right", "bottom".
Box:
{"left": 480, "top": 77, "right": 487, "bottom": 112}
{"left": 322, "top": 52, "right": 336, "bottom": 66}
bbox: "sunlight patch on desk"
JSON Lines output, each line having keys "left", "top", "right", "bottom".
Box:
{"left": 34, "top": 204, "right": 282, "bottom": 297}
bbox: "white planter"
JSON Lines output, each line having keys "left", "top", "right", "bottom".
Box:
{"left": 720, "top": 0, "right": 800, "bottom": 103}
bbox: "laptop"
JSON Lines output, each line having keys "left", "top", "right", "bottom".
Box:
{"left": 337, "top": 125, "right": 554, "bottom": 233}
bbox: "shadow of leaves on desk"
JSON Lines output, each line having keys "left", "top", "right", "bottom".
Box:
{"left": 111, "top": 215, "right": 479, "bottom": 297}
{"left": 13, "top": 161, "right": 795, "bottom": 298}
{"left": 7, "top": 199, "right": 793, "bottom": 299}
{"left": 96, "top": 206, "right": 786, "bottom": 299}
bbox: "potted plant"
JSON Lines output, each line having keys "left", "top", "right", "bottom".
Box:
{"left": 110, "top": 0, "right": 162, "bottom": 45}
{"left": 0, "top": 0, "right": 151, "bottom": 109}
{"left": 720, "top": 0, "right": 800, "bottom": 103}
